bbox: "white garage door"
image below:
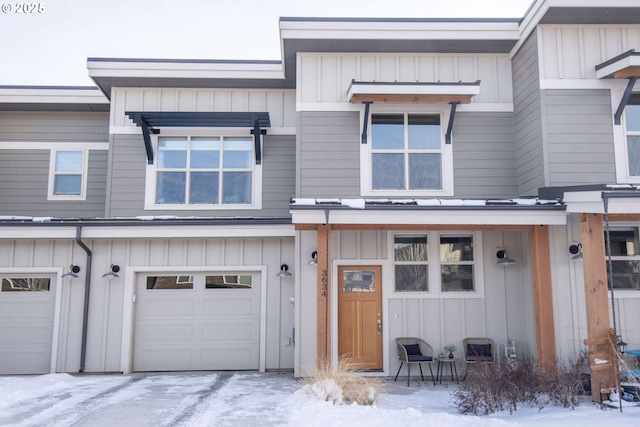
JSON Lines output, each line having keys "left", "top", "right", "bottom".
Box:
{"left": 133, "top": 272, "right": 260, "bottom": 372}
{"left": 0, "top": 275, "right": 56, "bottom": 374}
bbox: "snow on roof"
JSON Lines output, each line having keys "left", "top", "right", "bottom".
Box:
{"left": 290, "top": 197, "right": 562, "bottom": 209}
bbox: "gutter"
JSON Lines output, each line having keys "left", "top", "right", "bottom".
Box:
{"left": 73, "top": 225, "right": 92, "bottom": 373}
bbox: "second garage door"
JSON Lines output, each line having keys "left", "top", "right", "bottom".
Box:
{"left": 133, "top": 272, "right": 260, "bottom": 372}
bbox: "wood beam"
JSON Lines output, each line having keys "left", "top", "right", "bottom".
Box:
{"left": 316, "top": 224, "right": 332, "bottom": 369}
{"left": 607, "top": 213, "right": 640, "bottom": 222}
{"left": 613, "top": 67, "right": 640, "bottom": 79}
{"left": 529, "top": 225, "right": 557, "bottom": 369}
{"left": 579, "top": 213, "right": 618, "bottom": 403}
{"left": 350, "top": 94, "right": 473, "bottom": 104}
{"left": 296, "top": 223, "right": 534, "bottom": 232}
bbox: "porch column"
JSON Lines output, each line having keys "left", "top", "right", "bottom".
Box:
{"left": 580, "top": 213, "right": 617, "bottom": 403}
{"left": 529, "top": 225, "right": 557, "bottom": 368}
{"left": 316, "top": 224, "right": 332, "bottom": 368}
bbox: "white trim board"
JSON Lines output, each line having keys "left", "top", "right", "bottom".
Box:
{"left": 0, "top": 142, "right": 109, "bottom": 150}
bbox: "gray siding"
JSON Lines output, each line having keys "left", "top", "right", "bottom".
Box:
{"left": 299, "top": 111, "right": 361, "bottom": 197}
{"left": 107, "top": 134, "right": 295, "bottom": 218}
{"left": 452, "top": 112, "right": 517, "bottom": 198}
{"left": 512, "top": 30, "right": 545, "bottom": 196}
{"left": 0, "top": 112, "right": 108, "bottom": 217}
{"left": 543, "top": 89, "right": 616, "bottom": 186}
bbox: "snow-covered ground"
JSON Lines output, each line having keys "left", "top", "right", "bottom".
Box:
{"left": 0, "top": 371, "right": 638, "bottom": 426}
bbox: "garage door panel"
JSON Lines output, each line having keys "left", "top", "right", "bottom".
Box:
{"left": 133, "top": 272, "right": 261, "bottom": 372}
{"left": 0, "top": 300, "right": 53, "bottom": 318}
{"left": 0, "top": 322, "right": 53, "bottom": 343}
{"left": 138, "top": 298, "right": 195, "bottom": 317}
{"left": 0, "top": 349, "right": 51, "bottom": 374}
{"left": 202, "top": 296, "right": 259, "bottom": 316}
{"left": 135, "top": 322, "right": 195, "bottom": 342}
{"left": 201, "top": 320, "right": 258, "bottom": 341}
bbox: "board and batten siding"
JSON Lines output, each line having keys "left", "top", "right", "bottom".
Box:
{"left": 544, "top": 89, "right": 616, "bottom": 186}
{"left": 538, "top": 25, "right": 640, "bottom": 81}
{"left": 512, "top": 30, "right": 545, "bottom": 197}
{"left": 110, "top": 88, "right": 296, "bottom": 129}
{"left": 297, "top": 53, "right": 513, "bottom": 105}
{"left": 0, "top": 111, "right": 109, "bottom": 217}
{"left": 298, "top": 111, "right": 361, "bottom": 198}
{"left": 107, "top": 134, "right": 295, "bottom": 218}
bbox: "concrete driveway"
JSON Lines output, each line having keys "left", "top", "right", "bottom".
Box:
{"left": 0, "top": 371, "right": 302, "bottom": 427}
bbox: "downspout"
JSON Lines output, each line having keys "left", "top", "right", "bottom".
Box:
{"left": 73, "top": 225, "right": 92, "bottom": 373}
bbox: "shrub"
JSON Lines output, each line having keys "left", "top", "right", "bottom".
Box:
{"left": 301, "top": 358, "right": 384, "bottom": 405}
{"left": 452, "top": 353, "right": 587, "bottom": 415}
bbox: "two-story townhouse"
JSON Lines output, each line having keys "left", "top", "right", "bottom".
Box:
{"left": 1, "top": 0, "right": 639, "bottom": 404}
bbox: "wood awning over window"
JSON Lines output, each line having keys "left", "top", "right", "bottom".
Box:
{"left": 347, "top": 80, "right": 481, "bottom": 104}
{"left": 595, "top": 50, "right": 640, "bottom": 79}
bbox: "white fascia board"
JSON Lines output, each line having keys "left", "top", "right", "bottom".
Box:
{"left": 564, "top": 191, "right": 640, "bottom": 214}
{"left": 511, "top": 0, "right": 549, "bottom": 59}
{"left": 296, "top": 101, "right": 513, "bottom": 113}
{"left": 0, "top": 87, "right": 108, "bottom": 105}
{"left": 547, "top": 0, "right": 640, "bottom": 6}
{"left": 347, "top": 83, "right": 480, "bottom": 101}
{"left": 0, "top": 224, "right": 295, "bottom": 239}
{"left": 279, "top": 21, "right": 520, "bottom": 41}
{"left": 539, "top": 79, "right": 640, "bottom": 90}
{"left": 291, "top": 209, "right": 567, "bottom": 226}
{"left": 87, "top": 60, "right": 285, "bottom": 80}
{"left": 596, "top": 56, "right": 640, "bottom": 79}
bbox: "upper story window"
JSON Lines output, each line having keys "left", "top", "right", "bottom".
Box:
{"left": 608, "top": 226, "right": 640, "bottom": 290}
{"left": 48, "top": 149, "right": 87, "bottom": 200}
{"left": 362, "top": 112, "right": 453, "bottom": 197}
{"left": 146, "top": 135, "right": 261, "bottom": 210}
{"left": 625, "top": 104, "right": 640, "bottom": 177}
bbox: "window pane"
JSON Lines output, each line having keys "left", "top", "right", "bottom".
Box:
{"left": 146, "top": 276, "right": 193, "bottom": 289}
{"left": 408, "top": 114, "right": 441, "bottom": 150}
{"left": 156, "top": 172, "right": 186, "bottom": 204}
{"left": 206, "top": 275, "right": 253, "bottom": 289}
{"left": 158, "top": 138, "right": 187, "bottom": 168}
{"left": 394, "top": 234, "right": 428, "bottom": 261}
{"left": 372, "top": 114, "right": 404, "bottom": 149}
{"left": 395, "top": 265, "right": 428, "bottom": 292}
{"left": 223, "top": 172, "right": 251, "bottom": 204}
{"left": 409, "top": 153, "right": 441, "bottom": 189}
{"left": 54, "top": 175, "right": 81, "bottom": 195}
{"left": 626, "top": 104, "right": 640, "bottom": 132}
{"left": 372, "top": 153, "right": 404, "bottom": 189}
{"left": 442, "top": 265, "right": 474, "bottom": 291}
{"left": 191, "top": 138, "right": 220, "bottom": 169}
{"left": 343, "top": 269, "right": 376, "bottom": 293}
{"left": 190, "top": 172, "right": 219, "bottom": 204}
{"left": 609, "top": 228, "right": 639, "bottom": 256}
{"left": 2, "top": 278, "right": 51, "bottom": 292}
{"left": 55, "top": 151, "right": 83, "bottom": 172}
{"left": 440, "top": 235, "right": 474, "bottom": 261}
{"left": 627, "top": 136, "right": 640, "bottom": 176}
{"left": 610, "top": 260, "right": 640, "bottom": 289}
{"left": 223, "top": 138, "right": 253, "bottom": 168}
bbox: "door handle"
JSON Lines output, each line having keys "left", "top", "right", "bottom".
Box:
{"left": 377, "top": 319, "right": 382, "bottom": 335}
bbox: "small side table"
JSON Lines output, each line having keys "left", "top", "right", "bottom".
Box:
{"left": 436, "top": 357, "right": 459, "bottom": 384}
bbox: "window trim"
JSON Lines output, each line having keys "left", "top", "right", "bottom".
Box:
{"left": 389, "top": 231, "right": 484, "bottom": 297}
{"left": 360, "top": 106, "right": 454, "bottom": 197}
{"left": 607, "top": 224, "right": 640, "bottom": 293}
{"left": 144, "top": 130, "right": 263, "bottom": 210}
{"left": 47, "top": 149, "right": 88, "bottom": 201}
{"left": 612, "top": 90, "right": 640, "bottom": 183}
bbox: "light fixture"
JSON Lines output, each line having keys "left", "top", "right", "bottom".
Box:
{"left": 569, "top": 243, "right": 583, "bottom": 261}
{"left": 617, "top": 339, "right": 628, "bottom": 355}
{"left": 62, "top": 265, "right": 81, "bottom": 279}
{"left": 496, "top": 249, "right": 516, "bottom": 266}
{"left": 102, "top": 264, "right": 120, "bottom": 279}
{"left": 308, "top": 250, "right": 318, "bottom": 265}
{"left": 276, "top": 264, "right": 292, "bottom": 278}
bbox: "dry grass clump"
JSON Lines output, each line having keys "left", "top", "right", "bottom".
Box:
{"left": 302, "top": 358, "right": 384, "bottom": 405}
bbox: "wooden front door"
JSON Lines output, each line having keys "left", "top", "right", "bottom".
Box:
{"left": 337, "top": 265, "right": 383, "bottom": 370}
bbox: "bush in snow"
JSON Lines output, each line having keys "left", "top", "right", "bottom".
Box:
{"left": 453, "top": 352, "right": 587, "bottom": 415}
{"left": 302, "top": 358, "right": 383, "bottom": 405}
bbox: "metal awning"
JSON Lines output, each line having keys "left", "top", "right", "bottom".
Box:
{"left": 125, "top": 111, "right": 270, "bottom": 165}
{"left": 595, "top": 50, "right": 640, "bottom": 79}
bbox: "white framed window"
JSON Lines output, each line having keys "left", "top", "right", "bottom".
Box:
{"left": 608, "top": 226, "right": 640, "bottom": 291}
{"left": 624, "top": 104, "right": 640, "bottom": 178}
{"left": 361, "top": 110, "right": 454, "bottom": 197}
{"left": 392, "top": 232, "right": 481, "bottom": 294}
{"left": 145, "top": 134, "right": 262, "bottom": 210}
{"left": 613, "top": 92, "right": 640, "bottom": 183}
{"left": 48, "top": 149, "right": 88, "bottom": 200}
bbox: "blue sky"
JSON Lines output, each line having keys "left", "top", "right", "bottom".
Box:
{"left": 0, "top": 0, "right": 532, "bottom": 86}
